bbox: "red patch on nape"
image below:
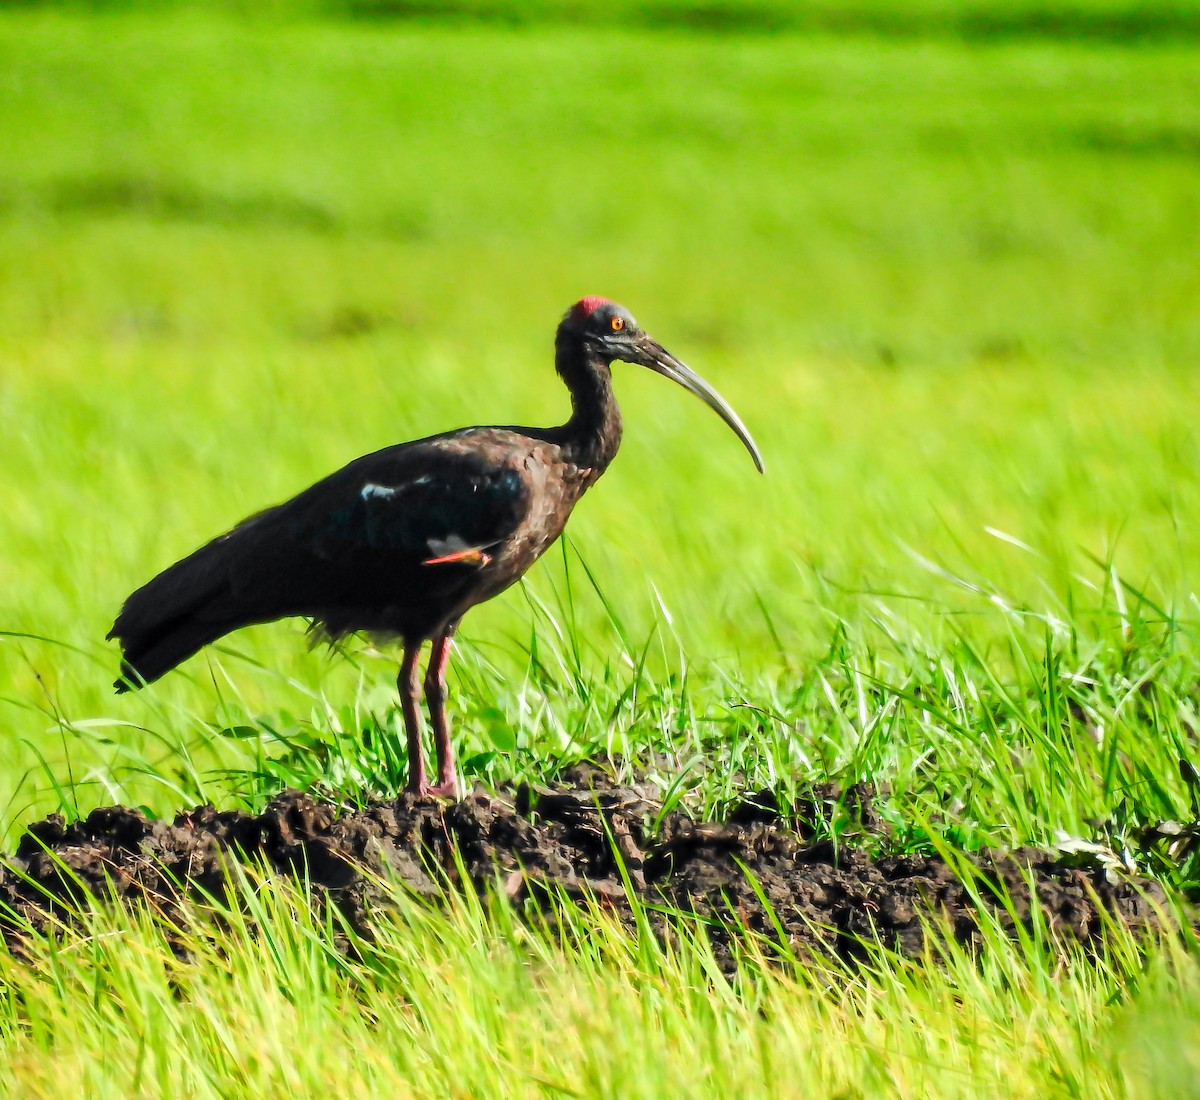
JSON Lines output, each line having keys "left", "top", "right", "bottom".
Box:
{"left": 569, "top": 296, "right": 611, "bottom": 323}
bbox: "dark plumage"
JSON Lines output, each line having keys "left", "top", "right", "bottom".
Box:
{"left": 109, "top": 297, "right": 763, "bottom": 796}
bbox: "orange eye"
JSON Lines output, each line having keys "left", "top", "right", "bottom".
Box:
{"left": 610, "top": 316, "right": 625, "bottom": 332}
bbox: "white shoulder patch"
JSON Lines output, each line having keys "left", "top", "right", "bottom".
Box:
{"left": 360, "top": 483, "right": 398, "bottom": 500}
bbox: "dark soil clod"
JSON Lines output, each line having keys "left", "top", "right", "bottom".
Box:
{"left": 0, "top": 777, "right": 1177, "bottom": 969}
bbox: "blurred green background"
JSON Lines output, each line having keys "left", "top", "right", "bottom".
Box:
{"left": 4, "top": 6, "right": 1200, "bottom": 1091}
{"left": 1, "top": 0, "right": 1198, "bottom": 829}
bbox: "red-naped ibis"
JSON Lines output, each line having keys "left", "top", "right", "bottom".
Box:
{"left": 109, "top": 297, "right": 763, "bottom": 797}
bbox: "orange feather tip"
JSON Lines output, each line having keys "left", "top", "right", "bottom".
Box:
{"left": 422, "top": 547, "right": 493, "bottom": 567}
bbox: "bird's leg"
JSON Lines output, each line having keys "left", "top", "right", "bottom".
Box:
{"left": 398, "top": 642, "right": 430, "bottom": 795}
{"left": 423, "top": 619, "right": 461, "bottom": 799}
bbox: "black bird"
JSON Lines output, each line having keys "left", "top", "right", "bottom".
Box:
{"left": 109, "top": 297, "right": 763, "bottom": 797}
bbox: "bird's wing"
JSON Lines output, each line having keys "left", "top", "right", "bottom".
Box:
{"left": 299, "top": 443, "right": 528, "bottom": 567}
{"left": 218, "top": 434, "right": 535, "bottom": 616}
{"left": 108, "top": 432, "right": 538, "bottom": 686}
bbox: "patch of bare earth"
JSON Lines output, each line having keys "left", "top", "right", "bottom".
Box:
{"left": 0, "top": 769, "right": 1174, "bottom": 967}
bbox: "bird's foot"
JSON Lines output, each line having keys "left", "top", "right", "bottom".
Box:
{"left": 408, "top": 778, "right": 459, "bottom": 801}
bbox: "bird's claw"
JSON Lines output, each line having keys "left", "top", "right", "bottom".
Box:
{"left": 407, "top": 779, "right": 459, "bottom": 801}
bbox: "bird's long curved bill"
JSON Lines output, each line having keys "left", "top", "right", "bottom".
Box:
{"left": 642, "top": 340, "right": 765, "bottom": 473}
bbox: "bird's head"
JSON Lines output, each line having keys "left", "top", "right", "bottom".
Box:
{"left": 560, "top": 297, "right": 764, "bottom": 473}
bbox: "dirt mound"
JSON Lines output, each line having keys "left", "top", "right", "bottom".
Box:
{"left": 0, "top": 771, "right": 1174, "bottom": 967}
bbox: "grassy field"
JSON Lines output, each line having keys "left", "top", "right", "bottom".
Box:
{"left": 2, "top": 4, "right": 1200, "bottom": 1095}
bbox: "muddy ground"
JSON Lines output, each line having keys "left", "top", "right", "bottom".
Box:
{"left": 0, "top": 767, "right": 1176, "bottom": 967}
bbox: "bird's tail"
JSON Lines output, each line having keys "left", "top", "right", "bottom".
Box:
{"left": 108, "top": 532, "right": 258, "bottom": 692}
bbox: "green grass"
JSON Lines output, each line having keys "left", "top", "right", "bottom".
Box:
{"left": 12, "top": 0, "right": 1200, "bottom": 39}
{"left": 2, "top": 5, "right": 1200, "bottom": 1095}
{"left": 0, "top": 868, "right": 1187, "bottom": 1099}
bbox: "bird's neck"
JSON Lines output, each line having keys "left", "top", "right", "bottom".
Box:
{"left": 555, "top": 334, "right": 623, "bottom": 475}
